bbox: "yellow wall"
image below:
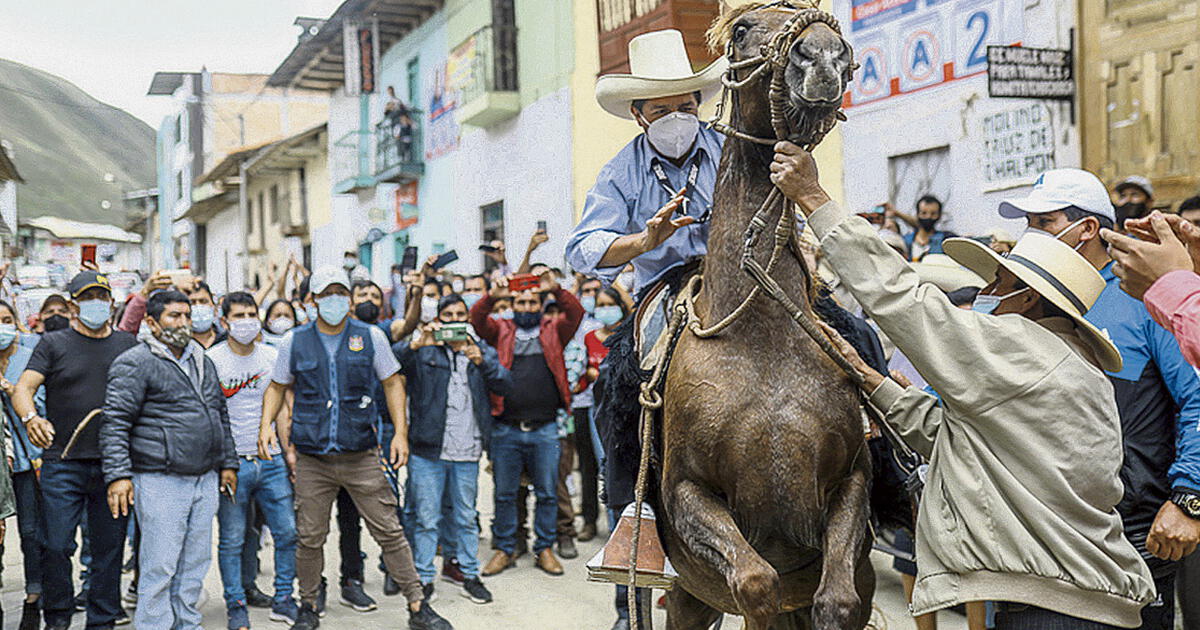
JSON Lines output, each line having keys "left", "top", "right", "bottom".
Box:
{"left": 568, "top": 1, "right": 844, "bottom": 222}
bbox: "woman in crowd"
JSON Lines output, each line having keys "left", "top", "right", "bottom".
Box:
{"left": 0, "top": 300, "right": 39, "bottom": 630}
{"left": 262, "top": 299, "right": 297, "bottom": 346}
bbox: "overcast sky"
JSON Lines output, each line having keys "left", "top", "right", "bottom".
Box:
{"left": 0, "top": 0, "right": 346, "bottom": 128}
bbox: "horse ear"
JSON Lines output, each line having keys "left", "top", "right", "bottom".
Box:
{"left": 718, "top": 0, "right": 734, "bottom": 16}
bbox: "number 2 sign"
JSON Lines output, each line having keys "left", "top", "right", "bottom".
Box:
{"left": 955, "top": 1, "right": 1002, "bottom": 77}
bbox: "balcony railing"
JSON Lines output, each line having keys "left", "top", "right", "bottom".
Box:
{"left": 332, "top": 130, "right": 373, "bottom": 193}
{"left": 456, "top": 24, "right": 520, "bottom": 128}
{"left": 374, "top": 112, "right": 424, "bottom": 184}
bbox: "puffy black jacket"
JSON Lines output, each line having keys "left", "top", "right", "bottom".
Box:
{"left": 100, "top": 338, "right": 237, "bottom": 484}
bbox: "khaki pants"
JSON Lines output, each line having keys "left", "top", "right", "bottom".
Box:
{"left": 294, "top": 450, "right": 422, "bottom": 605}
{"left": 556, "top": 437, "right": 577, "bottom": 538}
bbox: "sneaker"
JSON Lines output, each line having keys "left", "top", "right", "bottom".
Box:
{"left": 408, "top": 601, "right": 453, "bottom": 630}
{"left": 383, "top": 573, "right": 401, "bottom": 596}
{"left": 18, "top": 600, "right": 39, "bottom": 630}
{"left": 123, "top": 581, "right": 138, "bottom": 606}
{"left": 114, "top": 609, "right": 132, "bottom": 626}
{"left": 227, "top": 605, "right": 251, "bottom": 630}
{"left": 421, "top": 582, "right": 437, "bottom": 603}
{"left": 290, "top": 602, "right": 320, "bottom": 630}
{"left": 245, "top": 583, "right": 274, "bottom": 608}
{"left": 315, "top": 578, "right": 327, "bottom": 618}
{"left": 461, "top": 578, "right": 492, "bottom": 605}
{"left": 269, "top": 598, "right": 299, "bottom": 625}
{"left": 440, "top": 558, "right": 465, "bottom": 586}
{"left": 339, "top": 578, "right": 377, "bottom": 612}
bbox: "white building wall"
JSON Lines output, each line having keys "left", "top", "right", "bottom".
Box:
{"left": 0, "top": 180, "right": 16, "bottom": 239}
{"left": 204, "top": 205, "right": 244, "bottom": 294}
{"left": 834, "top": 0, "right": 1078, "bottom": 238}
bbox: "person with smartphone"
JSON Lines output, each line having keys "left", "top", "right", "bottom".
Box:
{"left": 99, "top": 289, "right": 239, "bottom": 630}
{"left": 396, "top": 294, "right": 511, "bottom": 605}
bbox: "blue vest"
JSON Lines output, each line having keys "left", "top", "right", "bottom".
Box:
{"left": 289, "top": 319, "right": 380, "bottom": 454}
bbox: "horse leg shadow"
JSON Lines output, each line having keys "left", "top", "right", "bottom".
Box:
{"left": 665, "top": 587, "right": 723, "bottom": 630}
{"left": 668, "top": 479, "right": 780, "bottom": 629}
{"left": 812, "top": 465, "right": 875, "bottom": 630}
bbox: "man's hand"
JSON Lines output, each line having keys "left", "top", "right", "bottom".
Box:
{"left": 1102, "top": 213, "right": 1195, "bottom": 300}
{"left": 284, "top": 447, "right": 297, "bottom": 484}
{"left": 411, "top": 322, "right": 439, "bottom": 350}
{"left": 639, "top": 190, "right": 693, "bottom": 254}
{"left": 483, "top": 240, "right": 508, "bottom": 265}
{"left": 389, "top": 434, "right": 409, "bottom": 469}
{"left": 25, "top": 416, "right": 54, "bottom": 449}
{"left": 220, "top": 468, "right": 238, "bottom": 499}
{"left": 1125, "top": 212, "right": 1200, "bottom": 274}
{"left": 491, "top": 276, "right": 512, "bottom": 299}
{"left": 1146, "top": 500, "right": 1200, "bottom": 561}
{"left": 107, "top": 479, "right": 134, "bottom": 518}
{"left": 817, "top": 321, "right": 884, "bottom": 393}
{"left": 770, "top": 142, "right": 831, "bottom": 213}
{"left": 462, "top": 341, "right": 483, "bottom": 366}
{"left": 141, "top": 270, "right": 173, "bottom": 297}
{"left": 257, "top": 425, "right": 279, "bottom": 460}
{"left": 528, "top": 230, "right": 549, "bottom": 251}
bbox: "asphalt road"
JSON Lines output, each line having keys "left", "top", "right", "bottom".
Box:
{"left": 0, "top": 470, "right": 967, "bottom": 630}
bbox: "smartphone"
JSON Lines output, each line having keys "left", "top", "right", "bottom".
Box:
{"left": 164, "top": 268, "right": 193, "bottom": 288}
{"left": 431, "top": 250, "right": 459, "bottom": 270}
{"left": 509, "top": 273, "right": 540, "bottom": 293}
{"left": 221, "top": 482, "right": 234, "bottom": 498}
{"left": 433, "top": 322, "right": 471, "bottom": 343}
{"left": 872, "top": 204, "right": 886, "bottom": 214}
{"left": 478, "top": 244, "right": 499, "bottom": 253}
{"left": 401, "top": 246, "right": 418, "bottom": 271}
{"left": 536, "top": 220, "right": 547, "bottom": 232}
{"left": 81, "top": 244, "right": 97, "bottom": 266}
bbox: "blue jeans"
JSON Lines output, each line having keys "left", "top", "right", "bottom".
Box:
{"left": 40, "top": 458, "right": 127, "bottom": 628}
{"left": 491, "top": 422, "right": 559, "bottom": 555}
{"left": 408, "top": 455, "right": 480, "bottom": 582}
{"left": 134, "top": 471, "right": 218, "bottom": 630}
{"left": 12, "top": 469, "right": 44, "bottom": 596}
{"left": 402, "top": 477, "right": 456, "bottom": 559}
{"left": 217, "top": 457, "right": 297, "bottom": 608}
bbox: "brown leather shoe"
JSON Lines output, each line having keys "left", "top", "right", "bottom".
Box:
{"left": 535, "top": 548, "right": 564, "bottom": 576}
{"left": 578, "top": 522, "right": 598, "bottom": 542}
{"left": 481, "top": 550, "right": 514, "bottom": 577}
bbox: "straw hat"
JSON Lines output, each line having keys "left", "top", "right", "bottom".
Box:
{"left": 595, "top": 30, "right": 729, "bottom": 119}
{"left": 911, "top": 253, "right": 986, "bottom": 292}
{"left": 943, "top": 233, "right": 1122, "bottom": 372}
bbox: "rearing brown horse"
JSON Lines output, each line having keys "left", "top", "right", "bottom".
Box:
{"left": 656, "top": 3, "right": 872, "bottom": 629}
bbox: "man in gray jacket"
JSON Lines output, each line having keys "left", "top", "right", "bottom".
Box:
{"left": 101, "top": 290, "right": 238, "bottom": 630}
{"left": 770, "top": 143, "right": 1155, "bottom": 629}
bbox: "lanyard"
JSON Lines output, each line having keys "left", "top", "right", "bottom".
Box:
{"left": 650, "top": 149, "right": 709, "bottom": 224}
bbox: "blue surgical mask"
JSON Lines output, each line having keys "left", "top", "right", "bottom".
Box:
{"left": 0, "top": 324, "right": 16, "bottom": 349}
{"left": 462, "top": 293, "right": 482, "bottom": 309}
{"left": 191, "top": 304, "right": 215, "bottom": 332}
{"left": 594, "top": 305, "right": 623, "bottom": 327}
{"left": 77, "top": 299, "right": 111, "bottom": 330}
{"left": 971, "top": 288, "right": 1028, "bottom": 315}
{"left": 580, "top": 295, "right": 596, "bottom": 314}
{"left": 317, "top": 295, "right": 351, "bottom": 325}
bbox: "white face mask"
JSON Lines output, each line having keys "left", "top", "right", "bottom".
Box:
{"left": 1024, "top": 217, "right": 1088, "bottom": 252}
{"left": 642, "top": 111, "right": 699, "bottom": 160}
{"left": 268, "top": 317, "right": 294, "bottom": 335}
{"left": 228, "top": 319, "right": 262, "bottom": 345}
{"left": 971, "top": 288, "right": 1029, "bottom": 315}
{"left": 420, "top": 297, "right": 439, "bottom": 323}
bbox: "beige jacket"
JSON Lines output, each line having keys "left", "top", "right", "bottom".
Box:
{"left": 809, "top": 202, "right": 1154, "bottom": 627}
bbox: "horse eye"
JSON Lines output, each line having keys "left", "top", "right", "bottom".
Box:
{"left": 733, "top": 24, "right": 749, "bottom": 44}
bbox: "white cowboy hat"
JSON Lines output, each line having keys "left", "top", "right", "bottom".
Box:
{"left": 911, "top": 253, "right": 986, "bottom": 292}
{"left": 595, "top": 29, "right": 729, "bottom": 120}
{"left": 943, "top": 233, "right": 1122, "bottom": 372}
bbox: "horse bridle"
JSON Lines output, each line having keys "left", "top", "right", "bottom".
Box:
{"left": 707, "top": 3, "right": 855, "bottom": 151}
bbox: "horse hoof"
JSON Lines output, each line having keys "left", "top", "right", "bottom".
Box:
{"left": 729, "top": 560, "right": 781, "bottom": 622}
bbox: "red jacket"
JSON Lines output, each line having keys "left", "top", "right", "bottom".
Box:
{"left": 470, "top": 288, "right": 584, "bottom": 417}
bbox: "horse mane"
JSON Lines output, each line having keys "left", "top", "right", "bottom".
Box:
{"left": 706, "top": 0, "right": 821, "bottom": 53}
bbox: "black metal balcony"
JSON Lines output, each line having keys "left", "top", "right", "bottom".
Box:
{"left": 374, "top": 113, "right": 424, "bottom": 184}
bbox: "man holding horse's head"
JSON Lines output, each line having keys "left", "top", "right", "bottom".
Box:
{"left": 771, "top": 144, "right": 1157, "bottom": 629}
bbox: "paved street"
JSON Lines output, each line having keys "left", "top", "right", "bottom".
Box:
{"left": 0, "top": 469, "right": 967, "bottom": 630}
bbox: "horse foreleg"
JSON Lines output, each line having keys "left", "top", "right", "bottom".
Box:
{"left": 665, "top": 587, "right": 723, "bottom": 630}
{"left": 812, "top": 466, "right": 874, "bottom": 630}
{"left": 668, "top": 479, "right": 780, "bottom": 629}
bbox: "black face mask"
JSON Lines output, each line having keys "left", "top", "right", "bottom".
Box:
{"left": 354, "top": 301, "right": 380, "bottom": 324}
{"left": 917, "top": 217, "right": 938, "bottom": 232}
{"left": 1115, "top": 202, "right": 1148, "bottom": 228}
{"left": 513, "top": 311, "right": 542, "bottom": 330}
{"left": 43, "top": 314, "right": 69, "bottom": 332}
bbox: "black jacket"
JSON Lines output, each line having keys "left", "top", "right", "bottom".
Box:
{"left": 100, "top": 337, "right": 237, "bottom": 484}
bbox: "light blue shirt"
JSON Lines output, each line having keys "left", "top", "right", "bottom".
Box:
{"left": 566, "top": 126, "right": 724, "bottom": 293}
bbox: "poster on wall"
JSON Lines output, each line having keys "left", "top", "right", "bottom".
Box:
{"left": 394, "top": 182, "right": 419, "bottom": 231}
{"left": 980, "top": 102, "right": 1055, "bottom": 191}
{"left": 424, "top": 36, "right": 475, "bottom": 160}
{"left": 840, "top": 0, "right": 1023, "bottom": 107}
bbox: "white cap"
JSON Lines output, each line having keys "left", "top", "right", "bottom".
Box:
{"left": 1116, "top": 175, "right": 1154, "bottom": 198}
{"left": 309, "top": 266, "right": 350, "bottom": 296}
{"left": 998, "top": 168, "right": 1116, "bottom": 224}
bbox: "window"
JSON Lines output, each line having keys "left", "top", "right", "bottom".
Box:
{"left": 358, "top": 242, "right": 373, "bottom": 272}
{"left": 492, "top": 0, "right": 518, "bottom": 92}
{"left": 257, "top": 191, "right": 266, "bottom": 250}
{"left": 247, "top": 197, "right": 256, "bottom": 235}
{"left": 298, "top": 167, "right": 309, "bottom": 225}
{"left": 175, "top": 170, "right": 185, "bottom": 201}
{"left": 193, "top": 223, "right": 207, "bottom": 278}
{"left": 407, "top": 58, "right": 420, "bottom": 105}
{"left": 269, "top": 184, "right": 280, "bottom": 225}
{"left": 888, "top": 146, "right": 953, "bottom": 228}
{"left": 174, "top": 114, "right": 184, "bottom": 145}
{"left": 480, "top": 201, "right": 505, "bottom": 271}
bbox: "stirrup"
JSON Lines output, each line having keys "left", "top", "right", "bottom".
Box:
{"left": 586, "top": 504, "right": 678, "bottom": 589}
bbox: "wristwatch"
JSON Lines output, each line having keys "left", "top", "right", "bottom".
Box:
{"left": 1171, "top": 489, "right": 1200, "bottom": 519}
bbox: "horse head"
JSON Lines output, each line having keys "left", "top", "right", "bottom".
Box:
{"left": 708, "top": 1, "right": 855, "bottom": 147}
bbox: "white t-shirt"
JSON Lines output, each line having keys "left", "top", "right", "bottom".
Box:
{"left": 208, "top": 341, "right": 279, "bottom": 457}
{"left": 270, "top": 324, "right": 399, "bottom": 386}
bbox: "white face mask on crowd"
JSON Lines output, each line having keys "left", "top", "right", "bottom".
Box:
{"left": 1024, "top": 217, "right": 1089, "bottom": 251}
{"left": 642, "top": 111, "right": 699, "bottom": 160}
{"left": 421, "top": 297, "right": 439, "bottom": 323}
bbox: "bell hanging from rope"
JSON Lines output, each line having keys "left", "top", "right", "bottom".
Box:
{"left": 586, "top": 503, "right": 678, "bottom": 589}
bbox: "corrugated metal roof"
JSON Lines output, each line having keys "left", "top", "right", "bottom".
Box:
{"left": 146, "top": 71, "right": 195, "bottom": 96}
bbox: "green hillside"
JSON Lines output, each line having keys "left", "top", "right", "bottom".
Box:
{"left": 0, "top": 58, "right": 155, "bottom": 225}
